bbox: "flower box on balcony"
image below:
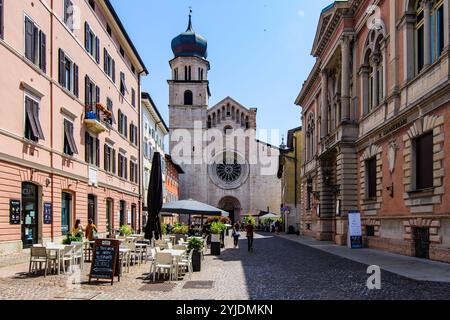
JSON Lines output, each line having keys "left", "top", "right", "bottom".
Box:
{"left": 96, "top": 103, "right": 106, "bottom": 111}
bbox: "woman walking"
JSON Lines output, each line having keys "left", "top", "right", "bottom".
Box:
{"left": 232, "top": 224, "right": 241, "bottom": 248}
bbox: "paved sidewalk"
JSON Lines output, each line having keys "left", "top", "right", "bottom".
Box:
{"left": 276, "top": 233, "right": 450, "bottom": 283}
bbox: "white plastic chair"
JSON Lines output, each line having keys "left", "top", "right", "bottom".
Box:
{"left": 152, "top": 252, "right": 174, "bottom": 282}
{"left": 177, "top": 249, "right": 193, "bottom": 280}
{"left": 29, "top": 246, "right": 49, "bottom": 277}
{"left": 71, "top": 242, "right": 84, "bottom": 270}
{"left": 61, "top": 245, "right": 74, "bottom": 273}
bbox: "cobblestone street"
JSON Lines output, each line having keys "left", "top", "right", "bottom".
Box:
{"left": 0, "top": 234, "right": 449, "bottom": 300}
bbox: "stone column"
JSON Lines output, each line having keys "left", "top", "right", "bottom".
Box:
{"left": 359, "top": 65, "right": 370, "bottom": 116}
{"left": 341, "top": 35, "right": 351, "bottom": 123}
{"left": 320, "top": 70, "right": 328, "bottom": 139}
{"left": 423, "top": 0, "right": 433, "bottom": 66}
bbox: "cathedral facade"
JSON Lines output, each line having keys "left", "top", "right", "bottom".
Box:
{"left": 168, "top": 15, "right": 281, "bottom": 224}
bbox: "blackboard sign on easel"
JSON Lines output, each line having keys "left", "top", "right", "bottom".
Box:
{"left": 10, "top": 200, "right": 21, "bottom": 225}
{"left": 89, "top": 239, "right": 120, "bottom": 285}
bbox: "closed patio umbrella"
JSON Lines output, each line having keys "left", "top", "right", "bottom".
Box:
{"left": 144, "top": 152, "right": 163, "bottom": 241}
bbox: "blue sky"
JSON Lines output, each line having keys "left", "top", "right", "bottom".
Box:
{"left": 110, "top": 0, "right": 331, "bottom": 145}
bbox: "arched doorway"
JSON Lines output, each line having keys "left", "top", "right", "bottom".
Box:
{"left": 218, "top": 197, "right": 241, "bottom": 225}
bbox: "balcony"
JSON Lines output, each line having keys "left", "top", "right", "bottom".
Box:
{"left": 84, "top": 103, "right": 111, "bottom": 134}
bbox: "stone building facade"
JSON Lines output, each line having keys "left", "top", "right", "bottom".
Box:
{"left": 0, "top": 0, "right": 147, "bottom": 256}
{"left": 296, "top": 0, "right": 450, "bottom": 263}
{"left": 168, "top": 14, "right": 281, "bottom": 224}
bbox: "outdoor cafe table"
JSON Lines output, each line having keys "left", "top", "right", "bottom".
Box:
{"left": 44, "top": 244, "right": 66, "bottom": 275}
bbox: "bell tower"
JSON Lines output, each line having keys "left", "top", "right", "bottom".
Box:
{"left": 168, "top": 10, "right": 210, "bottom": 202}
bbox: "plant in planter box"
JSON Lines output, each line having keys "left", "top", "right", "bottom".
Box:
{"left": 62, "top": 234, "right": 82, "bottom": 245}
{"left": 188, "top": 237, "right": 204, "bottom": 272}
{"left": 161, "top": 223, "right": 168, "bottom": 235}
{"left": 119, "top": 224, "right": 133, "bottom": 237}
{"left": 210, "top": 222, "right": 223, "bottom": 255}
{"left": 172, "top": 224, "right": 188, "bottom": 242}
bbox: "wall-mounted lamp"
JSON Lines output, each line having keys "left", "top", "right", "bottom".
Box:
{"left": 45, "top": 177, "right": 51, "bottom": 188}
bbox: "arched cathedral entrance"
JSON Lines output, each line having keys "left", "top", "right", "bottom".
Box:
{"left": 218, "top": 197, "right": 241, "bottom": 225}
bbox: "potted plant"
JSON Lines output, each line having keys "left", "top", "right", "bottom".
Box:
{"left": 210, "top": 222, "right": 224, "bottom": 255}
{"left": 187, "top": 237, "right": 204, "bottom": 272}
{"left": 172, "top": 223, "right": 188, "bottom": 243}
{"left": 62, "top": 234, "right": 82, "bottom": 245}
{"left": 119, "top": 224, "right": 133, "bottom": 237}
{"left": 161, "top": 223, "right": 168, "bottom": 236}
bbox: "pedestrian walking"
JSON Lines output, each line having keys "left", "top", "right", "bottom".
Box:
{"left": 245, "top": 222, "right": 254, "bottom": 252}
{"left": 232, "top": 224, "right": 241, "bottom": 248}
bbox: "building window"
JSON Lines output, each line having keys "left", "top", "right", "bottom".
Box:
{"left": 432, "top": 0, "right": 445, "bottom": 61}
{"left": 88, "top": 194, "right": 97, "bottom": 224}
{"left": 366, "top": 225, "right": 375, "bottom": 237}
{"left": 414, "top": 132, "right": 433, "bottom": 190}
{"left": 63, "top": 0, "right": 74, "bottom": 31}
{"left": 106, "top": 198, "right": 113, "bottom": 233}
{"left": 129, "top": 123, "right": 138, "bottom": 146}
{"left": 24, "top": 96, "right": 44, "bottom": 142}
{"left": 25, "top": 16, "right": 46, "bottom": 72}
{"left": 106, "top": 98, "right": 115, "bottom": 126}
{"left": 120, "top": 72, "right": 127, "bottom": 96}
{"left": 118, "top": 153, "right": 127, "bottom": 179}
{"left": 88, "top": 0, "right": 95, "bottom": 10}
{"left": 119, "top": 200, "right": 126, "bottom": 226}
{"left": 174, "top": 68, "right": 178, "bottom": 80}
{"left": 306, "top": 179, "right": 313, "bottom": 211}
{"left": 104, "top": 49, "right": 115, "bottom": 82}
{"left": 104, "top": 144, "right": 116, "bottom": 173}
{"left": 120, "top": 46, "right": 124, "bottom": 57}
{"left": 84, "top": 75, "right": 99, "bottom": 108}
{"left": 58, "top": 49, "right": 79, "bottom": 96}
{"left": 130, "top": 160, "right": 138, "bottom": 183}
{"left": 184, "top": 90, "right": 193, "bottom": 105}
{"left": 131, "top": 88, "right": 136, "bottom": 107}
{"left": 118, "top": 109, "right": 128, "bottom": 137}
{"left": 306, "top": 113, "right": 315, "bottom": 161}
{"left": 63, "top": 119, "right": 78, "bottom": 156}
{"left": 131, "top": 204, "right": 137, "bottom": 230}
{"left": 365, "top": 157, "right": 377, "bottom": 199}
{"left": 85, "top": 22, "right": 99, "bottom": 63}
{"left": 85, "top": 133, "right": 99, "bottom": 166}
{"left": 415, "top": 1, "right": 425, "bottom": 74}
{"left": 0, "top": 0, "right": 4, "bottom": 39}
{"left": 106, "top": 24, "right": 112, "bottom": 36}
{"left": 61, "top": 192, "right": 72, "bottom": 235}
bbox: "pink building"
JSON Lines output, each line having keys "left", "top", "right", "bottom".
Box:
{"left": 0, "top": 0, "right": 147, "bottom": 256}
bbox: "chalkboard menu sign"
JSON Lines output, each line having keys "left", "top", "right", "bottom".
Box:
{"left": 43, "top": 203, "right": 52, "bottom": 225}
{"left": 89, "top": 239, "right": 120, "bottom": 285}
{"left": 9, "top": 200, "right": 21, "bottom": 225}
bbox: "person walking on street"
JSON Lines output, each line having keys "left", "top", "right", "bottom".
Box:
{"left": 232, "top": 224, "right": 241, "bottom": 248}
{"left": 245, "top": 222, "right": 254, "bottom": 252}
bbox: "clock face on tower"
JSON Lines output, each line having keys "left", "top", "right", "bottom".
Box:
{"left": 208, "top": 151, "right": 249, "bottom": 190}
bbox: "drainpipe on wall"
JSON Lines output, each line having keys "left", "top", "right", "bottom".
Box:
{"left": 137, "top": 70, "right": 144, "bottom": 233}
{"left": 50, "top": 0, "right": 54, "bottom": 242}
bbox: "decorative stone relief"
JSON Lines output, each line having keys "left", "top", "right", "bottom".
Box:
{"left": 387, "top": 139, "right": 399, "bottom": 174}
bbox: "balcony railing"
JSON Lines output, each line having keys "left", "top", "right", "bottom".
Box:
{"left": 84, "top": 103, "right": 111, "bottom": 134}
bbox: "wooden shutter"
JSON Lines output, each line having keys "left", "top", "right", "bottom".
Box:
{"left": 95, "top": 137, "right": 100, "bottom": 167}
{"left": 124, "top": 115, "right": 128, "bottom": 137}
{"left": 95, "top": 86, "right": 100, "bottom": 105}
{"left": 39, "top": 31, "right": 46, "bottom": 72}
{"left": 85, "top": 132, "right": 89, "bottom": 163}
{"left": 85, "top": 75, "right": 90, "bottom": 107}
{"left": 25, "top": 17, "right": 34, "bottom": 60}
{"left": 124, "top": 158, "right": 128, "bottom": 180}
{"left": 118, "top": 109, "right": 122, "bottom": 133}
{"left": 112, "top": 149, "right": 116, "bottom": 174}
{"left": 104, "top": 48, "right": 108, "bottom": 73}
{"left": 64, "top": 119, "right": 78, "bottom": 154}
{"left": 0, "top": 0, "right": 4, "bottom": 39}
{"left": 85, "top": 22, "right": 90, "bottom": 51}
{"left": 129, "top": 123, "right": 133, "bottom": 143}
{"left": 95, "top": 36, "right": 100, "bottom": 64}
{"left": 104, "top": 144, "right": 108, "bottom": 171}
{"left": 112, "top": 59, "right": 115, "bottom": 83}
{"left": 58, "top": 49, "right": 65, "bottom": 86}
{"left": 73, "top": 63, "right": 79, "bottom": 97}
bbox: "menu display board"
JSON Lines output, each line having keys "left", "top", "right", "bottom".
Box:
{"left": 43, "top": 203, "right": 52, "bottom": 225}
{"left": 89, "top": 239, "right": 120, "bottom": 285}
{"left": 348, "top": 211, "right": 363, "bottom": 249}
{"left": 9, "top": 200, "right": 21, "bottom": 225}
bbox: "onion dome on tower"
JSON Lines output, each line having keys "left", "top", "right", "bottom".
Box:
{"left": 171, "top": 10, "right": 208, "bottom": 59}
